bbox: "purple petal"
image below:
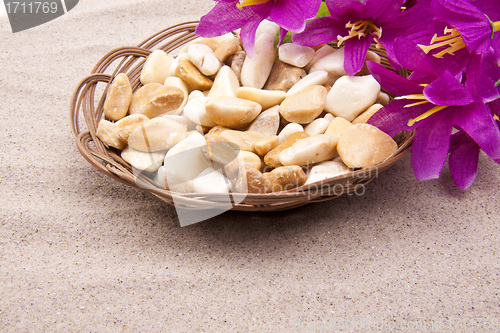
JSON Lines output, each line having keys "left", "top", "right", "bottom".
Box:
{"left": 411, "top": 112, "right": 453, "bottom": 181}
{"left": 325, "top": 0, "right": 365, "bottom": 16}
{"left": 196, "top": 1, "right": 253, "bottom": 37}
{"left": 364, "top": 0, "right": 406, "bottom": 23}
{"left": 299, "top": 0, "right": 323, "bottom": 19}
{"left": 453, "top": 102, "right": 500, "bottom": 160}
{"left": 473, "top": 0, "right": 500, "bottom": 21}
{"left": 367, "top": 61, "right": 424, "bottom": 96}
{"left": 465, "top": 53, "right": 500, "bottom": 103}
{"left": 344, "top": 35, "right": 372, "bottom": 76}
{"left": 270, "top": 0, "right": 307, "bottom": 33}
{"left": 292, "top": 16, "right": 346, "bottom": 46}
{"left": 449, "top": 131, "right": 480, "bottom": 189}
{"left": 423, "top": 70, "right": 473, "bottom": 106}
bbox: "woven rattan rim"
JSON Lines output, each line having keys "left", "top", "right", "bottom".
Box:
{"left": 69, "top": 21, "right": 414, "bottom": 212}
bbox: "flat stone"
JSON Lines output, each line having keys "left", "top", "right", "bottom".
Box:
{"left": 309, "top": 47, "right": 347, "bottom": 85}
{"left": 265, "top": 165, "right": 307, "bottom": 192}
{"left": 278, "top": 123, "right": 304, "bottom": 143}
{"left": 352, "top": 104, "right": 383, "bottom": 124}
{"left": 337, "top": 123, "right": 398, "bottom": 168}
{"left": 324, "top": 117, "right": 352, "bottom": 137}
{"left": 264, "top": 60, "right": 306, "bottom": 92}
{"left": 140, "top": 50, "right": 174, "bottom": 85}
{"left": 264, "top": 131, "right": 309, "bottom": 168}
{"left": 324, "top": 75, "right": 380, "bottom": 121}
{"left": 187, "top": 43, "right": 221, "bottom": 76}
{"left": 305, "top": 157, "right": 351, "bottom": 185}
{"left": 253, "top": 136, "right": 279, "bottom": 157}
{"left": 127, "top": 117, "right": 187, "bottom": 152}
{"left": 247, "top": 106, "right": 280, "bottom": 136}
{"left": 286, "top": 71, "right": 328, "bottom": 97}
{"left": 236, "top": 87, "right": 286, "bottom": 111}
{"left": 304, "top": 118, "right": 330, "bottom": 136}
{"left": 241, "top": 32, "right": 276, "bottom": 89}
{"left": 278, "top": 43, "right": 315, "bottom": 68}
{"left": 115, "top": 114, "right": 149, "bottom": 142}
{"left": 104, "top": 73, "right": 132, "bottom": 121}
{"left": 121, "top": 146, "right": 166, "bottom": 172}
{"left": 305, "top": 44, "right": 335, "bottom": 72}
{"left": 174, "top": 57, "right": 213, "bottom": 92}
{"left": 279, "top": 134, "right": 339, "bottom": 166}
{"left": 208, "top": 65, "right": 240, "bottom": 98}
{"left": 129, "top": 83, "right": 185, "bottom": 118}
{"left": 205, "top": 97, "right": 261, "bottom": 129}
{"left": 279, "top": 85, "right": 327, "bottom": 124}
{"left": 96, "top": 119, "right": 126, "bottom": 150}
{"left": 219, "top": 130, "right": 267, "bottom": 153}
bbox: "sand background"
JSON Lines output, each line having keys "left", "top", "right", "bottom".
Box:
{"left": 1, "top": 0, "right": 499, "bottom": 331}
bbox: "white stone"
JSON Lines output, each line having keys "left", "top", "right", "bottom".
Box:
{"left": 160, "top": 114, "right": 197, "bottom": 130}
{"left": 236, "top": 87, "right": 286, "bottom": 111}
{"left": 140, "top": 50, "right": 174, "bottom": 85}
{"left": 121, "top": 146, "right": 166, "bottom": 172}
{"left": 304, "top": 118, "right": 330, "bottom": 136}
{"left": 183, "top": 96, "right": 218, "bottom": 127}
{"left": 208, "top": 65, "right": 240, "bottom": 98}
{"left": 305, "top": 157, "right": 351, "bottom": 185}
{"left": 240, "top": 32, "right": 276, "bottom": 89}
{"left": 278, "top": 43, "right": 315, "bottom": 68}
{"left": 279, "top": 134, "right": 339, "bottom": 166}
{"left": 187, "top": 43, "right": 222, "bottom": 76}
{"left": 309, "top": 47, "right": 347, "bottom": 85}
{"left": 164, "top": 76, "right": 189, "bottom": 115}
{"left": 193, "top": 168, "right": 231, "bottom": 194}
{"left": 324, "top": 75, "right": 381, "bottom": 121}
{"left": 255, "top": 20, "right": 279, "bottom": 38}
{"left": 127, "top": 117, "right": 187, "bottom": 152}
{"left": 247, "top": 106, "right": 280, "bottom": 136}
{"left": 324, "top": 113, "right": 335, "bottom": 122}
{"left": 155, "top": 166, "right": 194, "bottom": 193}
{"left": 305, "top": 44, "right": 336, "bottom": 72}
{"left": 286, "top": 71, "right": 328, "bottom": 97}
{"left": 278, "top": 123, "right": 304, "bottom": 143}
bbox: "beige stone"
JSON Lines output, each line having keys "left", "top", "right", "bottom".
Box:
{"left": 278, "top": 123, "right": 304, "bottom": 143}
{"left": 214, "top": 36, "right": 241, "bottom": 62}
{"left": 208, "top": 65, "right": 240, "bottom": 98}
{"left": 128, "top": 117, "right": 187, "bottom": 152}
{"left": 96, "top": 119, "right": 127, "bottom": 150}
{"left": 140, "top": 50, "right": 174, "bottom": 85}
{"left": 324, "top": 117, "right": 352, "bottom": 137}
{"left": 278, "top": 43, "right": 315, "bottom": 68}
{"left": 121, "top": 146, "right": 166, "bottom": 172}
{"left": 305, "top": 44, "right": 335, "bottom": 72}
{"left": 129, "top": 83, "right": 185, "bottom": 118}
{"left": 240, "top": 32, "right": 276, "bottom": 89}
{"left": 264, "top": 131, "right": 309, "bottom": 168}
{"left": 304, "top": 118, "right": 330, "bottom": 136}
{"left": 377, "top": 92, "right": 390, "bottom": 106}
{"left": 247, "top": 106, "right": 280, "bottom": 137}
{"left": 227, "top": 51, "right": 246, "bottom": 83}
{"left": 305, "top": 157, "right": 351, "bottom": 185}
{"left": 192, "top": 168, "right": 231, "bottom": 194}
{"left": 205, "top": 97, "right": 262, "bottom": 129}
{"left": 236, "top": 87, "right": 286, "bottom": 111}
{"left": 337, "top": 123, "right": 398, "bottom": 168}
{"left": 187, "top": 43, "right": 221, "bottom": 76}
{"left": 352, "top": 104, "right": 383, "bottom": 124}
{"left": 309, "top": 47, "right": 347, "bottom": 85}
{"left": 253, "top": 136, "right": 279, "bottom": 157}
{"left": 174, "top": 57, "right": 213, "bottom": 92}
{"left": 116, "top": 114, "right": 149, "bottom": 142}
{"left": 235, "top": 162, "right": 270, "bottom": 194}
{"left": 164, "top": 76, "right": 189, "bottom": 115}
{"left": 286, "top": 71, "right": 328, "bottom": 97}
{"left": 279, "top": 134, "right": 339, "bottom": 166}
{"left": 219, "top": 130, "right": 267, "bottom": 153}
{"left": 279, "top": 85, "right": 327, "bottom": 124}
{"left": 264, "top": 60, "right": 307, "bottom": 91}
{"left": 103, "top": 73, "right": 132, "bottom": 121}
{"left": 183, "top": 95, "right": 218, "bottom": 127}
{"left": 265, "top": 165, "right": 307, "bottom": 192}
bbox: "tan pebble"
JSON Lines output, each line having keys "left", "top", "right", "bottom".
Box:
{"left": 164, "top": 76, "right": 189, "bottom": 114}
{"left": 247, "top": 106, "right": 280, "bottom": 136}
{"left": 220, "top": 130, "right": 267, "bottom": 153}
{"left": 236, "top": 87, "right": 286, "bottom": 111}
{"left": 205, "top": 97, "right": 262, "bottom": 129}
{"left": 128, "top": 117, "right": 187, "bottom": 152}
{"left": 129, "top": 83, "right": 185, "bottom": 118}
{"left": 304, "top": 118, "right": 330, "bottom": 136}
{"left": 227, "top": 51, "right": 246, "bottom": 82}
{"left": 286, "top": 71, "right": 328, "bottom": 97}
{"left": 279, "top": 134, "right": 339, "bottom": 166}
{"left": 204, "top": 126, "right": 230, "bottom": 143}
{"left": 208, "top": 65, "right": 240, "bottom": 98}
{"left": 103, "top": 73, "right": 132, "bottom": 121}
{"left": 305, "top": 157, "right": 351, "bottom": 185}
{"left": 265, "top": 165, "right": 307, "bottom": 192}
{"left": 214, "top": 36, "right": 241, "bottom": 62}
{"left": 278, "top": 123, "right": 304, "bottom": 143}
{"left": 121, "top": 146, "right": 166, "bottom": 172}
{"left": 140, "top": 50, "right": 174, "bottom": 85}
{"left": 175, "top": 57, "right": 213, "bottom": 92}
{"left": 116, "top": 114, "right": 149, "bottom": 142}
{"left": 253, "top": 136, "right": 279, "bottom": 157}
{"left": 337, "top": 123, "right": 398, "bottom": 168}
{"left": 352, "top": 104, "right": 383, "bottom": 124}
{"left": 377, "top": 92, "right": 390, "bottom": 106}
{"left": 96, "top": 119, "right": 127, "bottom": 150}
{"left": 235, "top": 162, "right": 270, "bottom": 194}
{"left": 324, "top": 117, "right": 352, "bottom": 136}
{"left": 264, "top": 60, "right": 307, "bottom": 91}
{"left": 187, "top": 43, "right": 221, "bottom": 76}
{"left": 279, "top": 85, "right": 327, "bottom": 124}
{"left": 264, "top": 131, "right": 309, "bottom": 168}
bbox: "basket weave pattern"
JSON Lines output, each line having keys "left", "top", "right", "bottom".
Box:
{"left": 69, "top": 21, "right": 414, "bottom": 212}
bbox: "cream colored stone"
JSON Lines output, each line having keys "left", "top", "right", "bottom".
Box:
{"left": 323, "top": 113, "right": 335, "bottom": 123}
{"left": 129, "top": 83, "right": 185, "bottom": 118}
{"left": 214, "top": 35, "right": 241, "bottom": 62}
{"left": 121, "top": 146, "right": 166, "bottom": 172}
{"left": 187, "top": 43, "right": 222, "bottom": 76}
{"left": 279, "top": 134, "right": 339, "bottom": 166}
{"left": 264, "top": 131, "right": 309, "bottom": 168}
{"left": 174, "top": 57, "right": 213, "bottom": 92}
{"left": 128, "top": 117, "right": 187, "bottom": 152}
{"left": 352, "top": 104, "right": 383, "bottom": 124}
{"left": 305, "top": 157, "right": 351, "bottom": 185}
{"left": 193, "top": 168, "right": 231, "bottom": 194}
{"left": 161, "top": 114, "right": 197, "bottom": 131}
{"left": 305, "top": 44, "right": 335, "bottom": 72}
{"left": 309, "top": 47, "right": 347, "bottom": 85}
{"left": 238, "top": 151, "right": 262, "bottom": 171}
{"left": 337, "top": 123, "right": 398, "bottom": 168}
{"left": 265, "top": 165, "right": 307, "bottom": 192}
{"left": 155, "top": 165, "right": 194, "bottom": 193}
{"left": 183, "top": 95, "right": 218, "bottom": 127}
{"left": 324, "top": 117, "right": 352, "bottom": 137}
{"left": 205, "top": 97, "right": 262, "bottom": 129}
{"left": 208, "top": 65, "right": 240, "bottom": 98}
{"left": 236, "top": 87, "right": 286, "bottom": 111}
{"left": 253, "top": 136, "right": 279, "bottom": 157}
{"left": 240, "top": 32, "right": 276, "bottom": 89}
{"left": 140, "top": 50, "right": 174, "bottom": 85}
{"left": 279, "top": 85, "right": 327, "bottom": 124}
{"left": 227, "top": 51, "right": 246, "bottom": 83}
{"left": 235, "top": 162, "right": 270, "bottom": 194}
{"left": 278, "top": 43, "right": 315, "bottom": 68}
{"left": 219, "top": 130, "right": 267, "bottom": 153}
{"left": 116, "top": 114, "right": 149, "bottom": 142}
{"left": 96, "top": 119, "right": 126, "bottom": 150}
{"left": 304, "top": 118, "right": 330, "bottom": 136}
{"left": 324, "top": 75, "right": 381, "bottom": 121}
{"left": 278, "top": 123, "right": 304, "bottom": 143}
{"left": 164, "top": 76, "right": 189, "bottom": 115}
{"left": 286, "top": 71, "right": 328, "bottom": 97}
{"left": 377, "top": 92, "right": 390, "bottom": 106}
{"left": 104, "top": 73, "right": 132, "bottom": 121}
{"left": 247, "top": 106, "right": 280, "bottom": 136}
{"left": 264, "top": 60, "right": 307, "bottom": 92}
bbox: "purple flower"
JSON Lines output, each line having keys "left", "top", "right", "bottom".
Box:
{"left": 195, "top": 0, "right": 320, "bottom": 56}
{"left": 292, "top": 0, "right": 431, "bottom": 75}
{"left": 367, "top": 60, "right": 500, "bottom": 185}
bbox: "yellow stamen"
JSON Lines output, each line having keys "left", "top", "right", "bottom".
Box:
{"left": 407, "top": 105, "right": 448, "bottom": 127}
{"left": 237, "top": 0, "right": 269, "bottom": 9}
{"left": 417, "top": 27, "right": 466, "bottom": 58}
{"left": 395, "top": 94, "right": 428, "bottom": 100}
{"left": 336, "top": 20, "right": 382, "bottom": 48}
{"left": 404, "top": 100, "right": 430, "bottom": 108}
{"left": 494, "top": 21, "right": 500, "bottom": 32}
{"left": 494, "top": 115, "right": 500, "bottom": 122}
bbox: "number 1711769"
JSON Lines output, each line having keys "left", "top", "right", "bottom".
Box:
{"left": 5, "top": 2, "right": 59, "bottom": 14}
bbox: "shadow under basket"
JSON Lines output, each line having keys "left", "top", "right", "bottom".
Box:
{"left": 69, "top": 21, "right": 414, "bottom": 212}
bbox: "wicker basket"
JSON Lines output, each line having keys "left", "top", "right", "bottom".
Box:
{"left": 69, "top": 21, "right": 414, "bottom": 212}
